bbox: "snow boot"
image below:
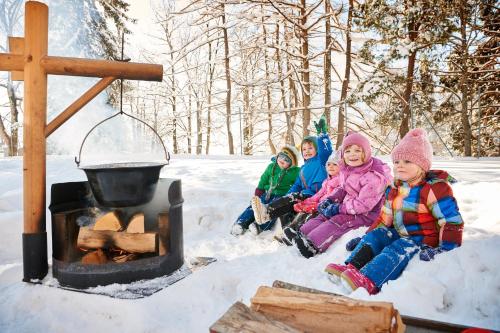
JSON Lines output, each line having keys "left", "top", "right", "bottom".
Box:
{"left": 340, "top": 266, "right": 378, "bottom": 295}
{"left": 267, "top": 196, "right": 295, "bottom": 219}
{"left": 251, "top": 196, "right": 270, "bottom": 225}
{"left": 248, "top": 222, "right": 261, "bottom": 235}
{"left": 294, "top": 232, "right": 319, "bottom": 258}
{"left": 282, "top": 226, "right": 298, "bottom": 246}
{"left": 325, "top": 263, "right": 352, "bottom": 283}
{"left": 230, "top": 223, "right": 244, "bottom": 236}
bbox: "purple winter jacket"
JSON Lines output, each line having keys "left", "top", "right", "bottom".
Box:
{"left": 331, "top": 157, "right": 392, "bottom": 215}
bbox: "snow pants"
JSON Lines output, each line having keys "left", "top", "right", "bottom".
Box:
{"left": 235, "top": 193, "right": 278, "bottom": 229}
{"left": 346, "top": 227, "right": 421, "bottom": 289}
{"left": 299, "top": 211, "right": 377, "bottom": 252}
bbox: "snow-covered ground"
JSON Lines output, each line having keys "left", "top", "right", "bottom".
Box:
{"left": 0, "top": 155, "right": 499, "bottom": 332}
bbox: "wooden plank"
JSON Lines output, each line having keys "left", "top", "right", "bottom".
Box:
{"left": 8, "top": 37, "right": 24, "bottom": 81}
{"left": 251, "top": 286, "right": 403, "bottom": 333}
{"left": 158, "top": 213, "right": 169, "bottom": 255}
{"left": 45, "top": 76, "right": 115, "bottom": 137}
{"left": 77, "top": 227, "right": 157, "bottom": 253}
{"left": 209, "top": 302, "right": 300, "bottom": 333}
{"left": 41, "top": 56, "right": 163, "bottom": 81}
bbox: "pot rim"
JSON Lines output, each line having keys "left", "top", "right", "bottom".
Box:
{"left": 80, "top": 162, "right": 167, "bottom": 170}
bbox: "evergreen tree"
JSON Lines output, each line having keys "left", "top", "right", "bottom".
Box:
{"left": 354, "top": 0, "right": 453, "bottom": 138}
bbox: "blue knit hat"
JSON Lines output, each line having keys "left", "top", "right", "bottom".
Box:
{"left": 301, "top": 136, "right": 318, "bottom": 155}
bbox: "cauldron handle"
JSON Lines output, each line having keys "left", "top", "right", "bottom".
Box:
{"left": 75, "top": 111, "right": 171, "bottom": 167}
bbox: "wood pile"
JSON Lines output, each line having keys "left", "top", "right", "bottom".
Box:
{"left": 77, "top": 211, "right": 158, "bottom": 264}
{"left": 210, "top": 281, "right": 405, "bottom": 333}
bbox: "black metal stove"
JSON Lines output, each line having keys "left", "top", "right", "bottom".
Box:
{"left": 49, "top": 178, "right": 183, "bottom": 289}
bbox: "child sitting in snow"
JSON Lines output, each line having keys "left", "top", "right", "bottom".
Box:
{"left": 287, "top": 131, "right": 392, "bottom": 258}
{"left": 277, "top": 151, "right": 342, "bottom": 245}
{"left": 231, "top": 145, "right": 300, "bottom": 235}
{"left": 250, "top": 115, "right": 333, "bottom": 234}
{"left": 325, "top": 128, "right": 464, "bottom": 295}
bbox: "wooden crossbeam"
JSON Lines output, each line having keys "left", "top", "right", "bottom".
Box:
{"left": 0, "top": 53, "right": 162, "bottom": 81}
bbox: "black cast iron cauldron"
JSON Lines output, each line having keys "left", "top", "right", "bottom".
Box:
{"left": 75, "top": 112, "right": 170, "bottom": 208}
{"left": 80, "top": 162, "right": 167, "bottom": 207}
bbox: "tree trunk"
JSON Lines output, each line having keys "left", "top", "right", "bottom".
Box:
{"left": 284, "top": 22, "right": 297, "bottom": 146}
{"left": 399, "top": 8, "right": 418, "bottom": 138}
{"left": 0, "top": 81, "right": 19, "bottom": 156}
{"left": 206, "top": 23, "right": 214, "bottom": 155}
{"left": 337, "top": 0, "right": 353, "bottom": 148}
{"left": 187, "top": 86, "right": 192, "bottom": 154}
{"left": 324, "top": 0, "right": 332, "bottom": 130}
{"left": 221, "top": 4, "right": 234, "bottom": 154}
{"left": 261, "top": 8, "right": 276, "bottom": 154}
{"left": 170, "top": 50, "right": 178, "bottom": 154}
{"left": 196, "top": 100, "right": 202, "bottom": 154}
{"left": 399, "top": 49, "right": 416, "bottom": 138}
{"left": 276, "top": 23, "right": 292, "bottom": 145}
{"left": 300, "top": 0, "right": 311, "bottom": 137}
{"left": 243, "top": 86, "right": 253, "bottom": 155}
{"left": 459, "top": 6, "right": 472, "bottom": 156}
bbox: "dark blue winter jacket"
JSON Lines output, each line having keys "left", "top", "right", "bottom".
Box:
{"left": 288, "top": 133, "right": 333, "bottom": 197}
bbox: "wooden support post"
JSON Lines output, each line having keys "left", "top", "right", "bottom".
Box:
{"left": 45, "top": 76, "right": 116, "bottom": 137}
{"left": 22, "top": 1, "right": 49, "bottom": 281}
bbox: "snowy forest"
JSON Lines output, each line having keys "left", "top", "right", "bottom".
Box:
{"left": 0, "top": 0, "right": 498, "bottom": 158}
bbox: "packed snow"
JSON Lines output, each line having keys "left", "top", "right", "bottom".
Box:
{"left": 0, "top": 155, "right": 499, "bottom": 332}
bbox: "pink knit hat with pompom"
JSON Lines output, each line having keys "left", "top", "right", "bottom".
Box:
{"left": 391, "top": 128, "right": 433, "bottom": 171}
{"left": 341, "top": 131, "right": 372, "bottom": 162}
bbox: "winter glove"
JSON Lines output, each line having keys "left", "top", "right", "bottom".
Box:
{"left": 254, "top": 188, "right": 265, "bottom": 197}
{"left": 318, "top": 198, "right": 333, "bottom": 211}
{"left": 345, "top": 237, "right": 362, "bottom": 251}
{"left": 318, "top": 202, "right": 340, "bottom": 218}
{"left": 419, "top": 245, "right": 446, "bottom": 261}
{"left": 314, "top": 114, "right": 328, "bottom": 135}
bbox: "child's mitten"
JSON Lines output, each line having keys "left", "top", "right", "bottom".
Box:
{"left": 345, "top": 237, "right": 361, "bottom": 251}
{"left": 254, "top": 188, "right": 265, "bottom": 197}
{"left": 319, "top": 202, "right": 339, "bottom": 218}
{"left": 318, "top": 198, "right": 333, "bottom": 211}
{"left": 419, "top": 245, "right": 446, "bottom": 261}
{"left": 314, "top": 114, "right": 328, "bottom": 135}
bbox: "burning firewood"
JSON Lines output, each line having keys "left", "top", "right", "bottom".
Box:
{"left": 81, "top": 249, "right": 108, "bottom": 265}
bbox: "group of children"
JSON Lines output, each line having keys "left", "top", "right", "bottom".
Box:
{"left": 231, "top": 120, "right": 464, "bottom": 295}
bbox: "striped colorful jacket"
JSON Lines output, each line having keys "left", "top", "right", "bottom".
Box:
{"left": 368, "top": 170, "right": 464, "bottom": 250}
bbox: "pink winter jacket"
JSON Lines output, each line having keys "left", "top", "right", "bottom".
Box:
{"left": 294, "top": 175, "right": 340, "bottom": 214}
{"left": 335, "top": 157, "right": 392, "bottom": 215}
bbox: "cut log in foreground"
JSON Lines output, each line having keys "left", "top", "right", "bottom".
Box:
{"left": 77, "top": 227, "right": 157, "bottom": 253}
{"left": 272, "top": 280, "right": 483, "bottom": 333}
{"left": 209, "top": 302, "right": 300, "bottom": 333}
{"left": 250, "top": 286, "right": 404, "bottom": 333}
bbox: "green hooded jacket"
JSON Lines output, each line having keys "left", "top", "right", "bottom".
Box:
{"left": 257, "top": 162, "right": 300, "bottom": 196}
